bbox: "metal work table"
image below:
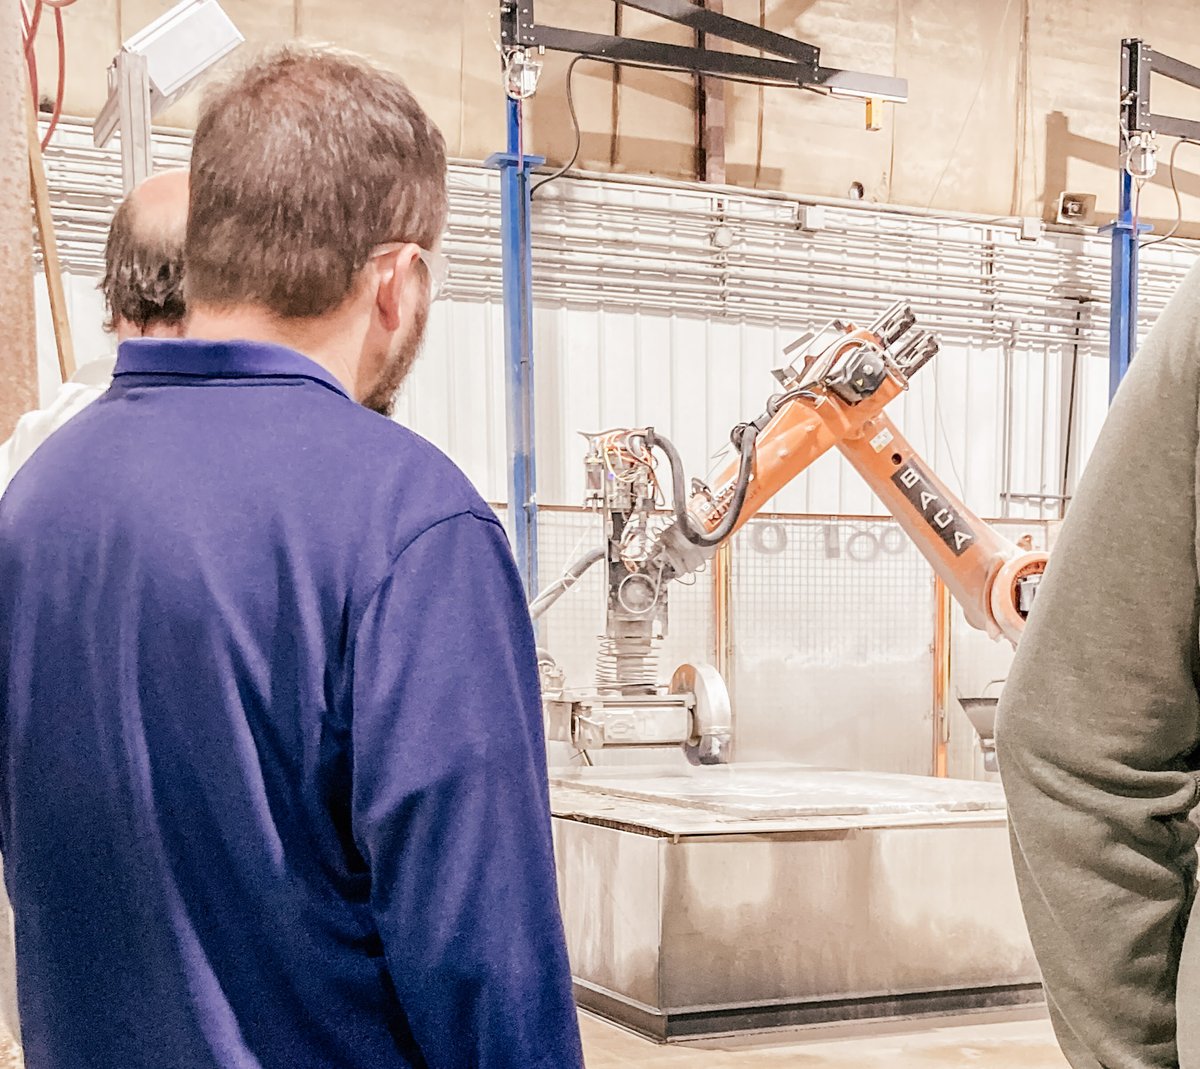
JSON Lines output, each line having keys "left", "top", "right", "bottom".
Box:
{"left": 550, "top": 764, "right": 1042, "bottom": 1041}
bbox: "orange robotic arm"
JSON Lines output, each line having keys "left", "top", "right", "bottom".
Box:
{"left": 837, "top": 413, "right": 1047, "bottom": 642}
{"left": 650, "top": 304, "right": 1047, "bottom": 645}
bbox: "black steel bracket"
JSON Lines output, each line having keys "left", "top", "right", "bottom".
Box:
{"left": 1122, "top": 38, "right": 1200, "bottom": 141}
{"left": 499, "top": 0, "right": 907, "bottom": 102}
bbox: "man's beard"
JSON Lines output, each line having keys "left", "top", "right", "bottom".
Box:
{"left": 361, "top": 299, "right": 430, "bottom": 417}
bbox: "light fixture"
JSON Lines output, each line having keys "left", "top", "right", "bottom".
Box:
{"left": 93, "top": 0, "right": 243, "bottom": 191}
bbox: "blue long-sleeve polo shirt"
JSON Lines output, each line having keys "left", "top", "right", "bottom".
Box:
{"left": 0, "top": 339, "right": 583, "bottom": 1069}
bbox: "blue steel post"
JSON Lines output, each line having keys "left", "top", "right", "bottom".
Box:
{"left": 1104, "top": 169, "right": 1140, "bottom": 401}
{"left": 486, "top": 98, "right": 545, "bottom": 600}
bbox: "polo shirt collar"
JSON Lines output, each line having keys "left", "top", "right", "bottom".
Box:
{"left": 114, "top": 338, "right": 350, "bottom": 399}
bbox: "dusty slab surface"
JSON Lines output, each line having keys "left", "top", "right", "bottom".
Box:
{"left": 580, "top": 1008, "right": 1070, "bottom": 1068}
{"left": 551, "top": 763, "right": 1008, "bottom": 835}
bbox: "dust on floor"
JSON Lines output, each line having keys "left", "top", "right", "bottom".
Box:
{"left": 580, "top": 1008, "right": 1070, "bottom": 1068}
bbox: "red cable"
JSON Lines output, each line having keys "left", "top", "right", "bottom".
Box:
{"left": 40, "top": 5, "right": 66, "bottom": 150}
{"left": 21, "top": 1, "right": 39, "bottom": 111}
{"left": 24, "top": 0, "right": 42, "bottom": 55}
{"left": 21, "top": 0, "right": 72, "bottom": 150}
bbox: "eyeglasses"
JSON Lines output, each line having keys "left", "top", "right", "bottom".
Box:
{"left": 415, "top": 247, "right": 449, "bottom": 302}
{"left": 371, "top": 243, "right": 449, "bottom": 302}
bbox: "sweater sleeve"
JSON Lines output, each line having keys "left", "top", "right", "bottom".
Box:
{"left": 996, "top": 261, "right": 1200, "bottom": 1069}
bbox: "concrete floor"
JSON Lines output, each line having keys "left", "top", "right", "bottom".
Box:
{"left": 580, "top": 1008, "right": 1070, "bottom": 1068}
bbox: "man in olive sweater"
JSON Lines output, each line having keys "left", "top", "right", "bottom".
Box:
{"left": 998, "top": 259, "right": 1200, "bottom": 1069}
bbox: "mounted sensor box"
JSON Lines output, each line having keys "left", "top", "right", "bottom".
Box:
{"left": 94, "top": 0, "right": 243, "bottom": 148}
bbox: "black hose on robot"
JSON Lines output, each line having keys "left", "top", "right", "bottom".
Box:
{"left": 644, "top": 424, "right": 760, "bottom": 549}
{"left": 527, "top": 424, "right": 758, "bottom": 620}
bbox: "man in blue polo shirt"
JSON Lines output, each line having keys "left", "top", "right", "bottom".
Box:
{"left": 0, "top": 44, "right": 583, "bottom": 1069}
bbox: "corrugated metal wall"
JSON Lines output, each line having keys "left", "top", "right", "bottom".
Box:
{"left": 30, "top": 121, "right": 1200, "bottom": 778}
{"left": 385, "top": 167, "right": 1200, "bottom": 521}
{"left": 43, "top": 287, "right": 1127, "bottom": 524}
{"left": 402, "top": 300, "right": 1164, "bottom": 521}
{"left": 38, "top": 119, "right": 1200, "bottom": 523}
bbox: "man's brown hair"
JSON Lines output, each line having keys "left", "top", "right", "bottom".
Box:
{"left": 101, "top": 194, "right": 187, "bottom": 333}
{"left": 185, "top": 45, "right": 448, "bottom": 318}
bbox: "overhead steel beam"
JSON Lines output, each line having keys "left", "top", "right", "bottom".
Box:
{"left": 1122, "top": 40, "right": 1200, "bottom": 136}
{"left": 617, "top": 0, "right": 819, "bottom": 65}
{"left": 1144, "top": 112, "right": 1200, "bottom": 141}
{"left": 500, "top": 0, "right": 907, "bottom": 101}
{"left": 1146, "top": 49, "right": 1200, "bottom": 95}
{"left": 813, "top": 67, "right": 909, "bottom": 103}
{"left": 518, "top": 26, "right": 814, "bottom": 85}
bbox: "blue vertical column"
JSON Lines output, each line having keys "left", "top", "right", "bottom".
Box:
{"left": 1104, "top": 170, "right": 1145, "bottom": 401}
{"left": 486, "top": 98, "right": 545, "bottom": 600}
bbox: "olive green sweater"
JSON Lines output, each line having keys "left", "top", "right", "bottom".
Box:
{"left": 997, "top": 260, "right": 1200, "bottom": 1069}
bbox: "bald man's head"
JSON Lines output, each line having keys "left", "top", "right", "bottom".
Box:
{"left": 101, "top": 169, "right": 190, "bottom": 341}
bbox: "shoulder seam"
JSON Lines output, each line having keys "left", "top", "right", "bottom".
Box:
{"left": 347, "top": 507, "right": 504, "bottom": 639}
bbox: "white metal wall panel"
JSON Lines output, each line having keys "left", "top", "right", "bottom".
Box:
{"left": 484, "top": 308, "right": 1022, "bottom": 517}
{"left": 730, "top": 515, "right": 937, "bottom": 776}
{"left": 33, "top": 273, "right": 111, "bottom": 404}
{"left": 34, "top": 117, "right": 1200, "bottom": 522}
{"left": 31, "top": 283, "right": 1164, "bottom": 526}
{"left": 393, "top": 299, "right": 509, "bottom": 501}
{"left": 27, "top": 119, "right": 1200, "bottom": 781}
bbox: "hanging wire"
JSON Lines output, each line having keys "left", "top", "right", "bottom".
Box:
{"left": 925, "top": 0, "right": 1018, "bottom": 209}
{"left": 42, "top": 5, "right": 67, "bottom": 149}
{"left": 1140, "top": 139, "right": 1200, "bottom": 250}
{"left": 754, "top": 0, "right": 766, "bottom": 188}
{"left": 531, "top": 55, "right": 586, "bottom": 199}
{"left": 932, "top": 385, "right": 968, "bottom": 500}
{"left": 20, "top": 0, "right": 74, "bottom": 150}
{"left": 531, "top": 50, "right": 817, "bottom": 199}
{"left": 21, "top": 1, "right": 40, "bottom": 110}
{"left": 23, "top": 0, "right": 42, "bottom": 56}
